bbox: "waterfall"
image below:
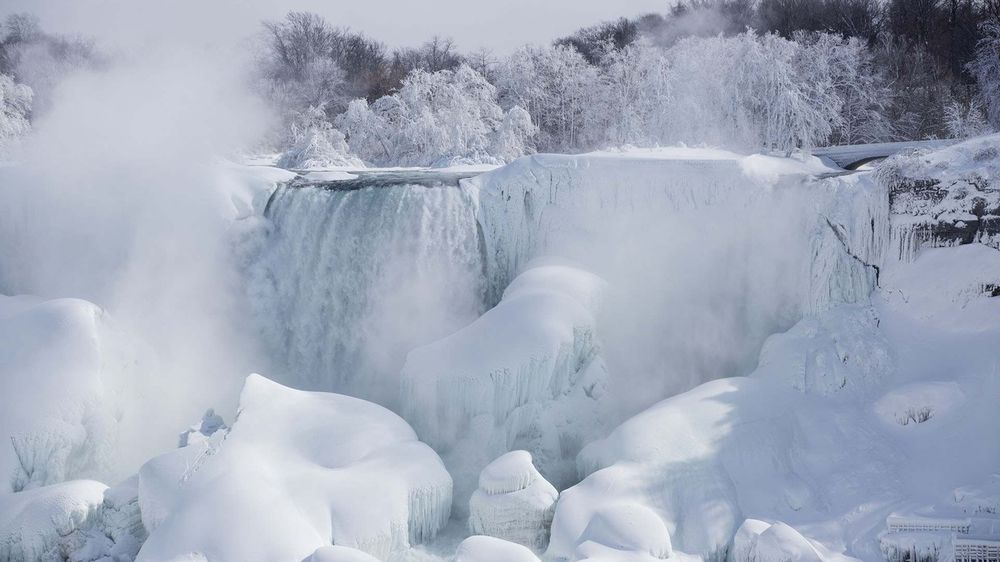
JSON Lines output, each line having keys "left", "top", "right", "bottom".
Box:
{"left": 242, "top": 175, "right": 486, "bottom": 408}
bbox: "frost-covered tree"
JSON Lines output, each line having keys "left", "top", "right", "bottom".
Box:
{"left": 277, "top": 104, "right": 361, "bottom": 169}
{"left": 0, "top": 72, "right": 31, "bottom": 154}
{"left": 494, "top": 45, "right": 603, "bottom": 152}
{"left": 336, "top": 64, "right": 535, "bottom": 166}
{"left": 599, "top": 40, "right": 672, "bottom": 147}
{"left": 969, "top": 20, "right": 1000, "bottom": 129}
{"left": 944, "top": 98, "right": 991, "bottom": 138}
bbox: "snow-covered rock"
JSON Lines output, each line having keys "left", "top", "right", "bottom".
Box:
{"left": 0, "top": 480, "right": 107, "bottom": 562}
{"left": 136, "top": 374, "right": 452, "bottom": 561}
{"left": 401, "top": 261, "right": 610, "bottom": 514}
{"left": 876, "top": 134, "right": 1000, "bottom": 261}
{"left": 454, "top": 535, "right": 542, "bottom": 562}
{"left": 469, "top": 451, "right": 558, "bottom": 550}
{"left": 752, "top": 522, "right": 824, "bottom": 562}
{"left": 0, "top": 295, "right": 146, "bottom": 492}
{"left": 308, "top": 545, "right": 381, "bottom": 562}
{"left": 573, "top": 503, "right": 673, "bottom": 561}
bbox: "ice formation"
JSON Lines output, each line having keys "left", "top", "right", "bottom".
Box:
{"left": 242, "top": 176, "right": 485, "bottom": 404}
{"left": 0, "top": 295, "right": 146, "bottom": 492}
{"left": 468, "top": 451, "right": 558, "bottom": 550}
{"left": 466, "top": 149, "right": 888, "bottom": 406}
{"left": 400, "top": 260, "right": 610, "bottom": 513}
{"left": 136, "top": 374, "right": 452, "bottom": 561}
{"left": 0, "top": 480, "right": 107, "bottom": 562}
{"left": 454, "top": 535, "right": 543, "bottom": 562}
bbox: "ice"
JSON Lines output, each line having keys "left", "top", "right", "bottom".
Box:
{"left": 136, "top": 374, "right": 452, "bottom": 561}
{"left": 400, "top": 260, "right": 611, "bottom": 514}
{"left": 466, "top": 149, "right": 888, "bottom": 411}
{"left": 0, "top": 480, "right": 107, "bottom": 562}
{"left": 574, "top": 503, "right": 672, "bottom": 560}
{"left": 0, "top": 295, "right": 148, "bottom": 492}
{"left": 468, "top": 451, "right": 558, "bottom": 550}
{"left": 241, "top": 179, "right": 485, "bottom": 404}
{"left": 454, "top": 536, "right": 542, "bottom": 562}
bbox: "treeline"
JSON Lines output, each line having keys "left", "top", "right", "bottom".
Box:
{"left": 254, "top": 1, "right": 1000, "bottom": 168}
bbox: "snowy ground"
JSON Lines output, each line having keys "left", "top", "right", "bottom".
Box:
{"left": 1, "top": 138, "right": 999, "bottom": 562}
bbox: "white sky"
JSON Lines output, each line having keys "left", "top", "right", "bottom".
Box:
{"left": 3, "top": 0, "right": 672, "bottom": 53}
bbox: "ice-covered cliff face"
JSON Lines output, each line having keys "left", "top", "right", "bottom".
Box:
{"left": 466, "top": 150, "right": 888, "bottom": 406}
{"left": 242, "top": 173, "right": 486, "bottom": 404}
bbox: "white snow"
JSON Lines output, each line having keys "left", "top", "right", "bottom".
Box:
{"left": 0, "top": 295, "right": 148, "bottom": 492}
{"left": 454, "top": 536, "right": 542, "bottom": 562}
{"left": 400, "top": 260, "right": 610, "bottom": 514}
{"left": 468, "top": 451, "right": 558, "bottom": 550}
{"left": 0, "top": 480, "right": 107, "bottom": 562}
{"left": 136, "top": 374, "right": 452, "bottom": 561}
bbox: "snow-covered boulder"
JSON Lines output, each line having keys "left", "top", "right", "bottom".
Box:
{"left": 469, "top": 451, "right": 558, "bottom": 550}
{"left": 0, "top": 480, "right": 107, "bottom": 562}
{"left": 573, "top": 503, "right": 673, "bottom": 561}
{"left": 401, "top": 260, "right": 610, "bottom": 514}
{"left": 0, "top": 295, "right": 145, "bottom": 492}
{"left": 753, "top": 305, "right": 893, "bottom": 395}
{"left": 454, "top": 535, "right": 542, "bottom": 562}
{"left": 136, "top": 374, "right": 452, "bottom": 561}
{"left": 752, "top": 522, "right": 824, "bottom": 562}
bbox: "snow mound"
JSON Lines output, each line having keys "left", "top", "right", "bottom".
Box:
{"left": 752, "top": 522, "right": 824, "bottom": 562}
{"left": 401, "top": 261, "right": 610, "bottom": 514}
{"left": 0, "top": 295, "right": 145, "bottom": 492}
{"left": 874, "top": 381, "right": 965, "bottom": 428}
{"left": 136, "top": 374, "right": 452, "bottom": 561}
{"left": 754, "top": 305, "right": 893, "bottom": 395}
{"left": 454, "top": 535, "right": 542, "bottom": 562}
{"left": 574, "top": 503, "right": 672, "bottom": 560}
{"left": 0, "top": 480, "right": 107, "bottom": 562}
{"left": 308, "top": 545, "right": 381, "bottom": 562}
{"left": 469, "top": 451, "right": 558, "bottom": 550}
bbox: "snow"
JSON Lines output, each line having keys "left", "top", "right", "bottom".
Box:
{"left": 400, "top": 261, "right": 610, "bottom": 514}
{"left": 308, "top": 545, "right": 381, "bottom": 562}
{"left": 0, "top": 480, "right": 107, "bottom": 562}
{"left": 0, "top": 295, "right": 147, "bottom": 492}
{"left": 468, "top": 451, "right": 558, "bottom": 550}
{"left": 574, "top": 503, "right": 672, "bottom": 560}
{"left": 136, "top": 374, "right": 452, "bottom": 561}
{"left": 454, "top": 536, "right": 542, "bottom": 562}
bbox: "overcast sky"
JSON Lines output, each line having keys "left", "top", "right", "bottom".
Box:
{"left": 4, "top": 0, "right": 672, "bottom": 53}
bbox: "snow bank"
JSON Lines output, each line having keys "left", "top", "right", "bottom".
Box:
{"left": 454, "top": 535, "right": 542, "bottom": 562}
{"left": 468, "top": 451, "right": 558, "bottom": 550}
{"left": 400, "top": 261, "right": 610, "bottom": 514}
{"left": 0, "top": 295, "right": 146, "bottom": 492}
{"left": 0, "top": 480, "right": 106, "bottom": 562}
{"left": 136, "top": 374, "right": 452, "bottom": 561}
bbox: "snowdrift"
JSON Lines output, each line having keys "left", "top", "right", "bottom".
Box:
{"left": 136, "top": 374, "right": 452, "bottom": 561}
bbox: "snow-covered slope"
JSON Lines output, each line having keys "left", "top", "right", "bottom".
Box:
{"left": 548, "top": 240, "right": 1000, "bottom": 562}
{"left": 136, "top": 374, "right": 451, "bottom": 562}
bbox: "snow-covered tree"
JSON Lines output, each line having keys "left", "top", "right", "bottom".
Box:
{"left": 494, "top": 45, "right": 603, "bottom": 153}
{"left": 969, "top": 20, "right": 1000, "bottom": 130}
{"left": 277, "top": 104, "right": 361, "bottom": 169}
{"left": 0, "top": 72, "right": 31, "bottom": 154}
{"left": 599, "top": 40, "right": 672, "bottom": 147}
{"left": 336, "top": 64, "right": 535, "bottom": 166}
{"left": 944, "top": 98, "right": 990, "bottom": 139}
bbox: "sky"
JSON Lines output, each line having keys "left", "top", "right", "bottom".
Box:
{"left": 3, "top": 0, "right": 671, "bottom": 53}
